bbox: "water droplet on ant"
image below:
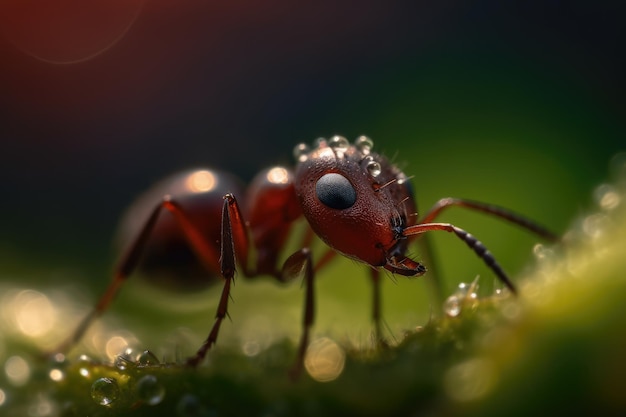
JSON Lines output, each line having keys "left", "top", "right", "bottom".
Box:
{"left": 91, "top": 377, "right": 120, "bottom": 406}
{"left": 328, "top": 135, "right": 349, "bottom": 152}
{"left": 136, "top": 350, "right": 160, "bottom": 366}
{"left": 136, "top": 374, "right": 165, "bottom": 406}
{"left": 293, "top": 143, "right": 310, "bottom": 162}
{"left": 313, "top": 136, "right": 327, "bottom": 148}
{"left": 355, "top": 135, "right": 374, "bottom": 154}
{"left": 364, "top": 157, "right": 382, "bottom": 177}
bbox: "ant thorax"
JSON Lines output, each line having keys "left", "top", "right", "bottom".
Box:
{"left": 293, "top": 136, "right": 417, "bottom": 268}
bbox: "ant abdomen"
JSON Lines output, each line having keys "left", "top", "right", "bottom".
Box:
{"left": 116, "top": 169, "right": 244, "bottom": 291}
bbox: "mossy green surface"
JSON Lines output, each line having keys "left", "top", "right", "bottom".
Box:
{"left": 2, "top": 180, "right": 625, "bottom": 416}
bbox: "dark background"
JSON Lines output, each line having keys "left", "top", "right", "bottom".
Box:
{"left": 1, "top": 0, "right": 624, "bottom": 291}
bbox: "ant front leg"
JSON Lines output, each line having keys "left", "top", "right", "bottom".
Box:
{"left": 187, "top": 193, "right": 249, "bottom": 366}
{"left": 402, "top": 222, "right": 517, "bottom": 293}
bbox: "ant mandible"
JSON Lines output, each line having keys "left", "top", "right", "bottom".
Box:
{"left": 55, "top": 135, "right": 557, "bottom": 376}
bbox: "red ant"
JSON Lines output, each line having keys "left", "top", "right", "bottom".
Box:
{"left": 55, "top": 135, "right": 557, "bottom": 376}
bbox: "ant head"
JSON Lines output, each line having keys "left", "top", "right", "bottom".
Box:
{"left": 294, "top": 136, "right": 417, "bottom": 268}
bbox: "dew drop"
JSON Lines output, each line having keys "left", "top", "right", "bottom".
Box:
{"left": 444, "top": 294, "right": 462, "bottom": 317}
{"left": 365, "top": 157, "right": 381, "bottom": 177}
{"left": 114, "top": 348, "right": 136, "bottom": 371}
{"left": 444, "top": 279, "right": 480, "bottom": 317}
{"left": 136, "top": 350, "right": 160, "bottom": 366}
{"left": 91, "top": 377, "right": 120, "bottom": 407}
{"left": 354, "top": 135, "right": 374, "bottom": 154}
{"left": 77, "top": 354, "right": 92, "bottom": 363}
{"left": 328, "top": 135, "right": 349, "bottom": 152}
{"left": 313, "top": 137, "right": 327, "bottom": 148}
{"left": 242, "top": 340, "right": 261, "bottom": 357}
{"left": 532, "top": 243, "right": 554, "bottom": 262}
{"left": 49, "top": 368, "right": 65, "bottom": 382}
{"left": 136, "top": 374, "right": 165, "bottom": 406}
{"left": 456, "top": 282, "right": 470, "bottom": 295}
{"left": 50, "top": 352, "right": 67, "bottom": 366}
{"left": 115, "top": 357, "right": 132, "bottom": 371}
{"left": 304, "top": 337, "right": 346, "bottom": 382}
{"left": 293, "top": 143, "right": 310, "bottom": 162}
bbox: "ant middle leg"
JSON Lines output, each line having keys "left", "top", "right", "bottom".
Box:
{"left": 280, "top": 247, "right": 316, "bottom": 379}
{"left": 369, "top": 268, "right": 386, "bottom": 346}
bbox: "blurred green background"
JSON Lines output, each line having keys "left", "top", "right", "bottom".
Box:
{"left": 0, "top": 1, "right": 624, "bottom": 354}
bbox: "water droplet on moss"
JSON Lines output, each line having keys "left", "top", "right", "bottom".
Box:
{"left": 48, "top": 368, "right": 64, "bottom": 382}
{"left": 91, "top": 377, "right": 120, "bottom": 406}
{"left": 115, "top": 356, "right": 133, "bottom": 371}
{"left": 136, "top": 374, "right": 165, "bottom": 406}
{"left": 444, "top": 294, "right": 462, "bottom": 317}
{"left": 136, "top": 350, "right": 160, "bottom": 366}
{"left": 444, "top": 280, "right": 479, "bottom": 317}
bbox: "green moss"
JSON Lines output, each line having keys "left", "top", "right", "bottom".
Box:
{"left": 2, "top": 180, "right": 625, "bottom": 416}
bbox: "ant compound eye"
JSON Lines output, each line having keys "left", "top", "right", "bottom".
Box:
{"left": 316, "top": 173, "right": 357, "bottom": 210}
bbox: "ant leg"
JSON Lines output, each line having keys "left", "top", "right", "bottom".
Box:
{"left": 370, "top": 268, "right": 384, "bottom": 344}
{"left": 53, "top": 195, "right": 223, "bottom": 355}
{"left": 419, "top": 198, "right": 558, "bottom": 242}
{"left": 280, "top": 248, "right": 315, "bottom": 379}
{"left": 402, "top": 222, "right": 518, "bottom": 294}
{"left": 187, "top": 194, "right": 248, "bottom": 366}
